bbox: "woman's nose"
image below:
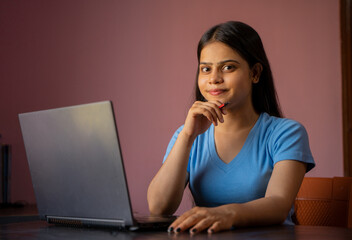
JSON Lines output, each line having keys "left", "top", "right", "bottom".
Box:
{"left": 209, "top": 70, "right": 223, "bottom": 84}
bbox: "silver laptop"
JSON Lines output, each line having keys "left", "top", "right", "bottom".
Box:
{"left": 18, "top": 101, "right": 175, "bottom": 230}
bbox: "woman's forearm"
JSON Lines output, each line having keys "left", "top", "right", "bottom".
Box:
{"left": 226, "top": 163, "right": 305, "bottom": 227}
{"left": 147, "top": 130, "right": 195, "bottom": 215}
{"left": 226, "top": 196, "right": 291, "bottom": 227}
{"left": 167, "top": 195, "right": 291, "bottom": 234}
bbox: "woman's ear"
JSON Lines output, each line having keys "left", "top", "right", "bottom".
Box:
{"left": 251, "top": 63, "right": 263, "bottom": 84}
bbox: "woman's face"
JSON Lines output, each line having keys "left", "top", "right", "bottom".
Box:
{"left": 198, "top": 41, "right": 258, "bottom": 111}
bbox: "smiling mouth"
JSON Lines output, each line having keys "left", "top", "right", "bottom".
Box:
{"left": 208, "top": 89, "right": 227, "bottom": 96}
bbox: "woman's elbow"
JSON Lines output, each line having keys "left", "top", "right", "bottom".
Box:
{"left": 274, "top": 205, "right": 293, "bottom": 225}
{"left": 277, "top": 211, "right": 289, "bottom": 225}
{"left": 149, "top": 205, "right": 162, "bottom": 216}
{"left": 148, "top": 199, "right": 162, "bottom": 215}
{"left": 148, "top": 200, "right": 175, "bottom": 216}
{"left": 147, "top": 193, "right": 173, "bottom": 216}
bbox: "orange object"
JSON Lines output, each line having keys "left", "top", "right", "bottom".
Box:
{"left": 293, "top": 177, "right": 352, "bottom": 228}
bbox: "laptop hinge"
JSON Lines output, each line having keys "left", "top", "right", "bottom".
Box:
{"left": 46, "top": 215, "right": 126, "bottom": 228}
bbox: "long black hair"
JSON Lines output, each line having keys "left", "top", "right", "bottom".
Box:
{"left": 195, "top": 21, "right": 283, "bottom": 118}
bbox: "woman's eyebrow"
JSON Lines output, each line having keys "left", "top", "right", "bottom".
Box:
{"left": 199, "top": 59, "right": 241, "bottom": 65}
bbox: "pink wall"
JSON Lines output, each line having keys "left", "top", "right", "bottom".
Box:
{"left": 0, "top": 0, "right": 342, "bottom": 214}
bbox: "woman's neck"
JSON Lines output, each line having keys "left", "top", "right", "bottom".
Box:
{"left": 215, "top": 104, "right": 260, "bottom": 133}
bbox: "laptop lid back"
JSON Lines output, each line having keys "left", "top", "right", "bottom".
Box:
{"left": 19, "top": 101, "right": 134, "bottom": 227}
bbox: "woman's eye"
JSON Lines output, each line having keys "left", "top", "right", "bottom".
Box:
{"left": 201, "top": 66, "right": 211, "bottom": 73}
{"left": 223, "top": 65, "right": 235, "bottom": 71}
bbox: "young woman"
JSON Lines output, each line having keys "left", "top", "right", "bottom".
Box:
{"left": 147, "top": 21, "right": 315, "bottom": 234}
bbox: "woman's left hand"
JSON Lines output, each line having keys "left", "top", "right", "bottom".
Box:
{"left": 168, "top": 205, "right": 235, "bottom": 234}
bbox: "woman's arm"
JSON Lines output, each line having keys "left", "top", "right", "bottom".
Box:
{"left": 147, "top": 101, "right": 225, "bottom": 215}
{"left": 147, "top": 130, "right": 194, "bottom": 215}
{"left": 168, "top": 160, "right": 307, "bottom": 233}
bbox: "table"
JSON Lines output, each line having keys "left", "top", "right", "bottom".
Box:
{"left": 0, "top": 204, "right": 39, "bottom": 224}
{"left": 1, "top": 221, "right": 352, "bottom": 240}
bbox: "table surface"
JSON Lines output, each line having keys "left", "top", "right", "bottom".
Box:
{"left": 1, "top": 221, "right": 352, "bottom": 240}
{"left": 0, "top": 204, "right": 39, "bottom": 224}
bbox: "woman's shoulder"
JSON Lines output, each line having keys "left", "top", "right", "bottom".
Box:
{"left": 259, "top": 113, "right": 315, "bottom": 172}
{"left": 258, "top": 112, "right": 310, "bottom": 142}
{"left": 260, "top": 112, "right": 306, "bottom": 131}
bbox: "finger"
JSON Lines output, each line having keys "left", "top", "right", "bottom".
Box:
{"left": 197, "top": 105, "right": 221, "bottom": 126}
{"left": 202, "top": 102, "right": 225, "bottom": 123}
{"left": 171, "top": 207, "right": 206, "bottom": 233}
{"left": 207, "top": 221, "right": 229, "bottom": 234}
{"left": 168, "top": 213, "right": 190, "bottom": 231}
{"left": 192, "top": 106, "right": 218, "bottom": 126}
{"left": 202, "top": 109, "right": 218, "bottom": 126}
{"left": 190, "top": 103, "right": 216, "bottom": 122}
{"left": 194, "top": 101, "right": 224, "bottom": 121}
{"left": 175, "top": 212, "right": 209, "bottom": 233}
{"left": 220, "top": 108, "right": 228, "bottom": 115}
{"left": 189, "top": 217, "right": 213, "bottom": 234}
{"left": 219, "top": 103, "right": 228, "bottom": 115}
{"left": 168, "top": 208, "right": 198, "bottom": 231}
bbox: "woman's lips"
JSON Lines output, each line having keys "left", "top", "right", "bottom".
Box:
{"left": 208, "top": 89, "right": 227, "bottom": 96}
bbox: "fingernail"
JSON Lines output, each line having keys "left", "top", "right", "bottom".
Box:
{"left": 208, "top": 229, "right": 214, "bottom": 234}
{"left": 167, "top": 227, "right": 174, "bottom": 233}
{"left": 175, "top": 227, "right": 181, "bottom": 233}
{"left": 191, "top": 228, "right": 197, "bottom": 233}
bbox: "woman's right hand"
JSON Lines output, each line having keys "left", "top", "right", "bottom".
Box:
{"left": 183, "top": 101, "right": 226, "bottom": 139}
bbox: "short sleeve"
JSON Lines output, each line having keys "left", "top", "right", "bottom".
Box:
{"left": 162, "top": 125, "right": 192, "bottom": 173}
{"left": 269, "top": 120, "right": 315, "bottom": 172}
{"left": 162, "top": 125, "right": 184, "bottom": 163}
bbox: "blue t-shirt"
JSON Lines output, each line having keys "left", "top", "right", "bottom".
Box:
{"left": 163, "top": 112, "right": 315, "bottom": 224}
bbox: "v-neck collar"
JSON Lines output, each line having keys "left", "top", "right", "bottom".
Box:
{"left": 207, "top": 113, "right": 263, "bottom": 172}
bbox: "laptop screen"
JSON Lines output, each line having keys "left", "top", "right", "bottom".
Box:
{"left": 19, "top": 101, "right": 134, "bottom": 227}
